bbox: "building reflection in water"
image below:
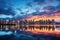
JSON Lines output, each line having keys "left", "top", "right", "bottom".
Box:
{"left": 0, "top": 18, "right": 59, "bottom": 33}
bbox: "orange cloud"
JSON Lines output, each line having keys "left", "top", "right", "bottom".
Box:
{"left": 23, "top": 12, "right": 60, "bottom": 21}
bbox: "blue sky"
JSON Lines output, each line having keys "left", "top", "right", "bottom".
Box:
{"left": 0, "top": 0, "right": 60, "bottom": 19}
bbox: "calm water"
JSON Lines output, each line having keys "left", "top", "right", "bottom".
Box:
{"left": 0, "top": 31, "right": 60, "bottom": 40}
{"left": 0, "top": 25, "right": 60, "bottom": 40}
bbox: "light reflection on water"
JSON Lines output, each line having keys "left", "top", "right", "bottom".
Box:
{"left": 0, "top": 25, "right": 60, "bottom": 40}
{"left": 0, "top": 31, "right": 12, "bottom": 36}
{"left": 0, "top": 25, "right": 60, "bottom": 35}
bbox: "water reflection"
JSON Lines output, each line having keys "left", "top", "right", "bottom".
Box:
{"left": 0, "top": 25, "right": 60, "bottom": 40}
{"left": 0, "top": 25, "right": 56, "bottom": 33}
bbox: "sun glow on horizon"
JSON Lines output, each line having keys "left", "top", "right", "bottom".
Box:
{"left": 24, "top": 12, "right": 60, "bottom": 21}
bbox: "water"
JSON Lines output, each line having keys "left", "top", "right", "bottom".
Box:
{"left": 0, "top": 31, "right": 60, "bottom": 40}
{"left": 0, "top": 25, "right": 60, "bottom": 40}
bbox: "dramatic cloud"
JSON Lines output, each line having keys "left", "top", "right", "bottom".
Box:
{"left": 43, "top": 6, "right": 56, "bottom": 13}
{"left": 56, "top": 4, "right": 60, "bottom": 11}
{"left": 0, "top": 0, "right": 15, "bottom": 18}
{"left": 0, "top": 8, "right": 15, "bottom": 15}
{"left": 0, "top": 0, "right": 60, "bottom": 19}
{"left": 33, "top": 0, "right": 46, "bottom": 5}
{"left": 56, "top": 0, "right": 60, "bottom": 2}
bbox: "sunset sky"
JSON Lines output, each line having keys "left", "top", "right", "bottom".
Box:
{"left": 0, "top": 0, "right": 60, "bottom": 21}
